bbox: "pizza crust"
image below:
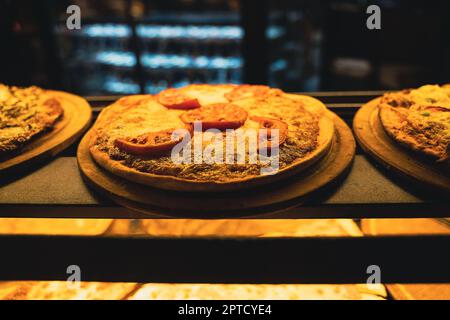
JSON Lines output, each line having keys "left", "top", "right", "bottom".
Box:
{"left": 89, "top": 87, "right": 335, "bottom": 192}
{"left": 379, "top": 106, "right": 442, "bottom": 159}
{"left": 378, "top": 85, "right": 450, "bottom": 163}
{"left": 0, "top": 85, "right": 64, "bottom": 156}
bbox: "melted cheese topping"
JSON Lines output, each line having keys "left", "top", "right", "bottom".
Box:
{"left": 182, "top": 84, "right": 233, "bottom": 105}
{"left": 407, "top": 85, "right": 450, "bottom": 143}
{"left": 409, "top": 85, "right": 450, "bottom": 110}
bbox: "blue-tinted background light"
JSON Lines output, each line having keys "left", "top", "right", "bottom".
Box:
{"left": 83, "top": 24, "right": 131, "bottom": 38}
{"left": 96, "top": 52, "right": 136, "bottom": 67}
{"left": 96, "top": 51, "right": 242, "bottom": 70}
{"left": 75, "top": 23, "right": 270, "bottom": 94}
{"left": 270, "top": 59, "right": 288, "bottom": 72}
{"left": 82, "top": 24, "right": 282, "bottom": 40}
{"left": 137, "top": 25, "right": 243, "bottom": 40}
{"left": 266, "top": 26, "right": 284, "bottom": 39}
{"left": 104, "top": 77, "right": 140, "bottom": 94}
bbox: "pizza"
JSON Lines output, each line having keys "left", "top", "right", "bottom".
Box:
{"left": 0, "top": 84, "right": 64, "bottom": 156}
{"left": 89, "top": 84, "right": 334, "bottom": 191}
{"left": 379, "top": 84, "right": 450, "bottom": 162}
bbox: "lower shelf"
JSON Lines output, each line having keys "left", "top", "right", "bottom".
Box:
{"left": 0, "top": 234, "right": 448, "bottom": 284}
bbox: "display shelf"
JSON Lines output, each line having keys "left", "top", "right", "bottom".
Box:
{"left": 0, "top": 92, "right": 447, "bottom": 219}
{"left": 0, "top": 234, "right": 448, "bottom": 284}
{"left": 1, "top": 91, "right": 448, "bottom": 285}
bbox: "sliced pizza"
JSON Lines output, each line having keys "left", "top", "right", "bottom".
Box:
{"left": 0, "top": 84, "right": 64, "bottom": 156}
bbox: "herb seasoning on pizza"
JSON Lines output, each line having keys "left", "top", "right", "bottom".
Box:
{"left": 89, "top": 84, "right": 334, "bottom": 191}
{"left": 0, "top": 84, "right": 64, "bottom": 155}
{"left": 379, "top": 84, "right": 450, "bottom": 162}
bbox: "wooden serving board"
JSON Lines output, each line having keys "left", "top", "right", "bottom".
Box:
{"left": 353, "top": 98, "right": 450, "bottom": 195}
{"left": 77, "top": 112, "right": 355, "bottom": 218}
{"left": 0, "top": 91, "right": 92, "bottom": 177}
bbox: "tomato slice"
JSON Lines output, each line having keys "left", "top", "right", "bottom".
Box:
{"left": 114, "top": 125, "right": 192, "bottom": 156}
{"left": 251, "top": 116, "right": 288, "bottom": 150}
{"left": 180, "top": 103, "right": 248, "bottom": 130}
{"left": 158, "top": 88, "right": 201, "bottom": 110}
{"left": 224, "top": 85, "right": 283, "bottom": 101}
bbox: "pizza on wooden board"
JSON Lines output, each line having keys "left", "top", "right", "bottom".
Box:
{"left": 0, "top": 84, "right": 64, "bottom": 157}
{"left": 378, "top": 84, "right": 450, "bottom": 163}
{"left": 88, "top": 84, "right": 335, "bottom": 191}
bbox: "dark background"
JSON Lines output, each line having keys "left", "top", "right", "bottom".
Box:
{"left": 0, "top": 0, "right": 449, "bottom": 95}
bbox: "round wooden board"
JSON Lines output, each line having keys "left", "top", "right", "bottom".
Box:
{"left": 353, "top": 98, "right": 450, "bottom": 195}
{"left": 77, "top": 111, "right": 355, "bottom": 218}
{"left": 0, "top": 91, "right": 92, "bottom": 175}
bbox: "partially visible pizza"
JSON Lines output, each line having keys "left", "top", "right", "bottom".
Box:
{"left": 89, "top": 84, "right": 335, "bottom": 191}
{"left": 379, "top": 84, "right": 450, "bottom": 162}
{"left": 0, "top": 85, "right": 64, "bottom": 156}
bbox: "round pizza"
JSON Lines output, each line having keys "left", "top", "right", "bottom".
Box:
{"left": 0, "top": 84, "right": 64, "bottom": 156}
{"left": 89, "top": 84, "right": 334, "bottom": 191}
{"left": 379, "top": 84, "right": 450, "bottom": 163}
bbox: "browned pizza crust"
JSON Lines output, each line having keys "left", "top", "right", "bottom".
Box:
{"left": 378, "top": 85, "right": 450, "bottom": 163}
{"left": 379, "top": 106, "right": 446, "bottom": 160}
{"left": 89, "top": 85, "right": 334, "bottom": 191}
{"left": 0, "top": 85, "right": 64, "bottom": 156}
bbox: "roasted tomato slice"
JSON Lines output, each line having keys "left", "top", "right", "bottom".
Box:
{"left": 114, "top": 125, "right": 192, "bottom": 156}
{"left": 180, "top": 103, "right": 248, "bottom": 130}
{"left": 158, "top": 88, "right": 201, "bottom": 110}
{"left": 251, "top": 116, "right": 288, "bottom": 150}
{"left": 224, "top": 85, "right": 283, "bottom": 101}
